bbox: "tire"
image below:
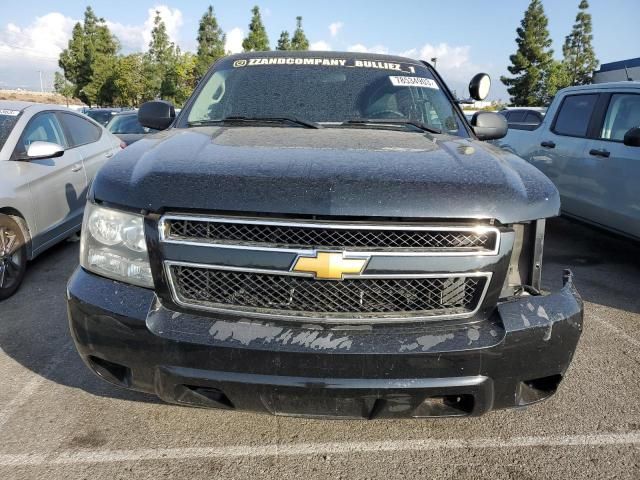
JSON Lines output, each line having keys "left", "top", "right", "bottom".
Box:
{"left": 0, "top": 214, "right": 28, "bottom": 301}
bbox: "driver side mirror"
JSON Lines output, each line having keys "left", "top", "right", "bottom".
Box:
{"left": 623, "top": 127, "right": 640, "bottom": 147}
{"left": 471, "top": 112, "right": 508, "bottom": 141}
{"left": 25, "top": 141, "right": 64, "bottom": 160}
{"left": 138, "top": 100, "right": 176, "bottom": 131}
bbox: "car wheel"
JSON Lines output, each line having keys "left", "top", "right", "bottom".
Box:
{"left": 0, "top": 215, "right": 28, "bottom": 301}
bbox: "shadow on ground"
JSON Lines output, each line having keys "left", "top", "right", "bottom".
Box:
{"left": 0, "top": 238, "right": 159, "bottom": 405}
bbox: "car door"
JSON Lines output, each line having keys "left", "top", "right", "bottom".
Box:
{"left": 583, "top": 92, "right": 640, "bottom": 237}
{"left": 57, "top": 112, "right": 119, "bottom": 189}
{"left": 11, "top": 111, "right": 87, "bottom": 251}
{"left": 529, "top": 93, "right": 600, "bottom": 219}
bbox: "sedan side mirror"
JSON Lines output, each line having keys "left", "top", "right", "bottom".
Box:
{"left": 471, "top": 112, "right": 508, "bottom": 141}
{"left": 623, "top": 127, "right": 640, "bottom": 147}
{"left": 25, "top": 141, "right": 64, "bottom": 160}
{"left": 138, "top": 100, "right": 176, "bottom": 131}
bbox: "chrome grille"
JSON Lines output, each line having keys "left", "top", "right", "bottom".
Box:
{"left": 164, "top": 216, "right": 498, "bottom": 253}
{"left": 168, "top": 265, "right": 488, "bottom": 320}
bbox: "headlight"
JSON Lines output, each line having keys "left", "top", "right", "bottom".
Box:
{"left": 80, "top": 203, "right": 153, "bottom": 288}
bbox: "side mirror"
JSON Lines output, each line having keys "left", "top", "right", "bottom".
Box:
{"left": 469, "top": 73, "right": 491, "bottom": 101}
{"left": 25, "top": 141, "right": 64, "bottom": 160}
{"left": 138, "top": 100, "right": 175, "bottom": 131}
{"left": 623, "top": 127, "right": 640, "bottom": 147}
{"left": 471, "top": 112, "right": 508, "bottom": 141}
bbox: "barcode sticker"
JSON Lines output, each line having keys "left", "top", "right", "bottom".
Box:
{"left": 389, "top": 76, "right": 439, "bottom": 89}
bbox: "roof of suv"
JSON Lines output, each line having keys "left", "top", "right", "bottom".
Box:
{"left": 559, "top": 81, "right": 640, "bottom": 93}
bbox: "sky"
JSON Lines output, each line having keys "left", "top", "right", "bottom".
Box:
{"left": 0, "top": 0, "right": 638, "bottom": 101}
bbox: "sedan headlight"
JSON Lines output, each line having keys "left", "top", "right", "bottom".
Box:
{"left": 80, "top": 203, "right": 153, "bottom": 287}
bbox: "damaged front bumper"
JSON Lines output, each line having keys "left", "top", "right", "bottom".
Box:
{"left": 67, "top": 268, "right": 583, "bottom": 419}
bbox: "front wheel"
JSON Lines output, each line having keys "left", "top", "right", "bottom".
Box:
{"left": 0, "top": 215, "right": 28, "bottom": 301}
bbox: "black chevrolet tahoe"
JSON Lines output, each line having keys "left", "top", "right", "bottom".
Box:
{"left": 67, "top": 51, "right": 583, "bottom": 418}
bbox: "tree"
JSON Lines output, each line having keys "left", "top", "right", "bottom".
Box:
{"left": 276, "top": 31, "right": 291, "bottom": 51}
{"left": 145, "top": 10, "right": 176, "bottom": 99}
{"left": 290, "top": 16, "right": 309, "bottom": 51}
{"left": 58, "top": 6, "right": 119, "bottom": 106}
{"left": 242, "top": 6, "right": 270, "bottom": 52}
{"left": 195, "top": 5, "right": 226, "bottom": 78}
{"left": 112, "top": 54, "right": 145, "bottom": 106}
{"left": 53, "top": 72, "right": 74, "bottom": 106}
{"left": 562, "top": 0, "right": 598, "bottom": 86}
{"left": 500, "top": 0, "right": 555, "bottom": 106}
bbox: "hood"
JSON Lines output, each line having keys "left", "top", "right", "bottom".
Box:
{"left": 92, "top": 126, "right": 559, "bottom": 224}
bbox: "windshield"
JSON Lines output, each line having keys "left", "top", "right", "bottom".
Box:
{"left": 107, "top": 114, "right": 155, "bottom": 134}
{"left": 0, "top": 110, "right": 21, "bottom": 151}
{"left": 185, "top": 56, "right": 465, "bottom": 135}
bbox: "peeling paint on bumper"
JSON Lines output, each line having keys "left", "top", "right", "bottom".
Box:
{"left": 67, "top": 268, "right": 583, "bottom": 418}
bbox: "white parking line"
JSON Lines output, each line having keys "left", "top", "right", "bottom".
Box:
{"left": 0, "top": 346, "right": 70, "bottom": 431}
{"left": 0, "top": 432, "right": 639, "bottom": 467}
{"left": 590, "top": 314, "right": 640, "bottom": 349}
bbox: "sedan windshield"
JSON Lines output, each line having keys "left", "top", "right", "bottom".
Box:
{"left": 0, "top": 111, "right": 21, "bottom": 151}
{"left": 186, "top": 56, "right": 465, "bottom": 136}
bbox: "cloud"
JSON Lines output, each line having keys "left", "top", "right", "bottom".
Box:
{"left": 347, "top": 44, "right": 388, "bottom": 54}
{"left": 225, "top": 27, "right": 244, "bottom": 54}
{"left": 328, "top": 21, "right": 343, "bottom": 37}
{"left": 0, "top": 12, "right": 76, "bottom": 61}
{"left": 0, "top": 12, "right": 77, "bottom": 89}
{"left": 310, "top": 40, "right": 331, "bottom": 51}
{"left": 108, "top": 5, "right": 183, "bottom": 52}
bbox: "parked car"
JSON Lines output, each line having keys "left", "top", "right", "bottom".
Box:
{"left": 495, "top": 82, "right": 640, "bottom": 239}
{"left": 84, "top": 108, "right": 126, "bottom": 126}
{"left": 106, "top": 111, "right": 159, "bottom": 145}
{"left": 0, "top": 101, "right": 121, "bottom": 299}
{"left": 67, "top": 52, "right": 583, "bottom": 418}
{"left": 499, "top": 107, "right": 546, "bottom": 131}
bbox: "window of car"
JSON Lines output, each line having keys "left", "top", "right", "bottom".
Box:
{"left": 107, "top": 114, "right": 155, "bottom": 134}
{"left": 0, "top": 110, "right": 22, "bottom": 152}
{"left": 524, "top": 112, "right": 541, "bottom": 125}
{"left": 508, "top": 111, "right": 526, "bottom": 123}
{"left": 552, "top": 94, "right": 598, "bottom": 137}
{"left": 600, "top": 93, "right": 640, "bottom": 142}
{"left": 14, "top": 112, "right": 66, "bottom": 157}
{"left": 86, "top": 110, "right": 116, "bottom": 126}
{"left": 58, "top": 113, "right": 102, "bottom": 147}
{"left": 186, "top": 57, "right": 467, "bottom": 136}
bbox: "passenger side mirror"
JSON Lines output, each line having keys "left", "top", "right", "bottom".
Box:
{"left": 469, "top": 73, "right": 491, "bottom": 101}
{"left": 25, "top": 141, "right": 64, "bottom": 160}
{"left": 138, "top": 100, "right": 176, "bottom": 131}
{"left": 623, "top": 127, "right": 640, "bottom": 147}
{"left": 471, "top": 112, "right": 508, "bottom": 141}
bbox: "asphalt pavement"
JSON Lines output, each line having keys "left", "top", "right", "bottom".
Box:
{"left": 0, "top": 217, "right": 638, "bottom": 479}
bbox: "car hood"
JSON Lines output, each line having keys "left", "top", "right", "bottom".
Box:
{"left": 92, "top": 126, "right": 559, "bottom": 223}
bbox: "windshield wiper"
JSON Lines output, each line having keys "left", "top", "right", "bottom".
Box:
{"left": 341, "top": 119, "right": 441, "bottom": 134}
{"left": 188, "top": 116, "right": 321, "bottom": 129}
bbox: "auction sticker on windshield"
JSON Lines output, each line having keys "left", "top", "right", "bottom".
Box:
{"left": 389, "top": 76, "right": 439, "bottom": 89}
{"left": 0, "top": 110, "right": 20, "bottom": 116}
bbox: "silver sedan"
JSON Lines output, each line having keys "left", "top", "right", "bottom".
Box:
{"left": 0, "top": 101, "right": 122, "bottom": 299}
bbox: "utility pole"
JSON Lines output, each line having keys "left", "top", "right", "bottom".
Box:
{"left": 431, "top": 57, "right": 437, "bottom": 69}
{"left": 38, "top": 71, "right": 43, "bottom": 92}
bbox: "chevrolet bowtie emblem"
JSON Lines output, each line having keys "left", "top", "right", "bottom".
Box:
{"left": 292, "top": 251, "right": 368, "bottom": 280}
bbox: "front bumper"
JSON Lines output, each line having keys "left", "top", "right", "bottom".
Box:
{"left": 67, "top": 268, "right": 583, "bottom": 418}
